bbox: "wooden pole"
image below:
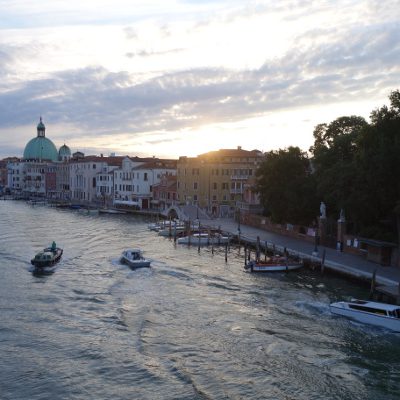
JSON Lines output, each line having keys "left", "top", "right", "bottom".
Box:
{"left": 173, "top": 220, "right": 177, "bottom": 242}
{"left": 198, "top": 226, "right": 201, "bottom": 252}
{"left": 398, "top": 283, "right": 400, "bottom": 305}
{"left": 321, "top": 248, "right": 326, "bottom": 274}
{"left": 256, "top": 236, "right": 260, "bottom": 262}
{"left": 369, "top": 269, "right": 377, "bottom": 299}
{"left": 265, "top": 241, "right": 268, "bottom": 261}
{"left": 244, "top": 246, "right": 247, "bottom": 266}
{"left": 225, "top": 243, "right": 228, "bottom": 262}
{"left": 188, "top": 219, "right": 191, "bottom": 246}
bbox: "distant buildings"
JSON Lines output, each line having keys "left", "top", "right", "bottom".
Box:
{"left": 3, "top": 119, "right": 264, "bottom": 214}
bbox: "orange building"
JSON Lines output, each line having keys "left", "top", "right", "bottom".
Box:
{"left": 177, "top": 147, "right": 264, "bottom": 217}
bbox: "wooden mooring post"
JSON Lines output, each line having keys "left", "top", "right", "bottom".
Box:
{"left": 369, "top": 269, "right": 377, "bottom": 299}
{"left": 321, "top": 249, "right": 326, "bottom": 274}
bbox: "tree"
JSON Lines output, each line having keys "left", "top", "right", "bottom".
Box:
{"left": 255, "top": 147, "right": 318, "bottom": 225}
{"left": 310, "top": 115, "right": 368, "bottom": 222}
{"left": 354, "top": 90, "right": 400, "bottom": 241}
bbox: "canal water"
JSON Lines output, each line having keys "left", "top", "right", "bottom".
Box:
{"left": 1, "top": 201, "right": 399, "bottom": 400}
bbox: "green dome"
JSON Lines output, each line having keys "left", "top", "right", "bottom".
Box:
{"left": 58, "top": 144, "right": 71, "bottom": 161}
{"left": 23, "top": 136, "right": 58, "bottom": 162}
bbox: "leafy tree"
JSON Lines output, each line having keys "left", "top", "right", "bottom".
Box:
{"left": 255, "top": 146, "right": 318, "bottom": 225}
{"left": 354, "top": 90, "right": 400, "bottom": 241}
{"left": 310, "top": 116, "right": 368, "bottom": 221}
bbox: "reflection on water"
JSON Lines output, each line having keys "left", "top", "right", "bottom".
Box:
{"left": 0, "top": 201, "right": 399, "bottom": 400}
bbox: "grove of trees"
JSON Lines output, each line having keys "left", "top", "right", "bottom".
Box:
{"left": 255, "top": 90, "right": 400, "bottom": 244}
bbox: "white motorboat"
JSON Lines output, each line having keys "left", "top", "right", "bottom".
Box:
{"left": 330, "top": 299, "right": 400, "bottom": 332}
{"left": 120, "top": 249, "right": 151, "bottom": 268}
{"left": 177, "top": 232, "right": 229, "bottom": 246}
{"left": 245, "top": 256, "right": 303, "bottom": 272}
{"left": 158, "top": 225, "right": 186, "bottom": 237}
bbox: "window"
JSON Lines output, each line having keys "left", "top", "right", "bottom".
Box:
{"left": 213, "top": 182, "right": 217, "bottom": 190}
{"left": 193, "top": 182, "right": 198, "bottom": 190}
{"left": 144, "top": 173, "right": 148, "bottom": 181}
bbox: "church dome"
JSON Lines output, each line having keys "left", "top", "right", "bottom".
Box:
{"left": 23, "top": 117, "right": 58, "bottom": 162}
{"left": 23, "top": 137, "right": 58, "bottom": 162}
{"left": 58, "top": 144, "right": 71, "bottom": 161}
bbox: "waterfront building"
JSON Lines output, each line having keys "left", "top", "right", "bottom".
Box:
{"left": 6, "top": 118, "right": 73, "bottom": 199}
{"left": 113, "top": 158, "right": 176, "bottom": 210}
{"left": 152, "top": 174, "right": 177, "bottom": 211}
{"left": 69, "top": 154, "right": 124, "bottom": 205}
{"left": 6, "top": 159, "right": 24, "bottom": 195}
{"left": 176, "top": 147, "right": 264, "bottom": 217}
{"left": 55, "top": 144, "right": 72, "bottom": 201}
{"left": 1, "top": 157, "right": 19, "bottom": 193}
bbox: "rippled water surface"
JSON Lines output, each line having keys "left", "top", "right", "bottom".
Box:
{"left": 1, "top": 201, "right": 400, "bottom": 399}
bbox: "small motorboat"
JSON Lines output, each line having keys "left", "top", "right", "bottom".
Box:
{"left": 245, "top": 256, "right": 303, "bottom": 272}
{"left": 120, "top": 249, "right": 151, "bottom": 268}
{"left": 330, "top": 299, "right": 400, "bottom": 332}
{"left": 31, "top": 243, "right": 63, "bottom": 272}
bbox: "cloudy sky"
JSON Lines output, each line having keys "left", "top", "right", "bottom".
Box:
{"left": 0, "top": 0, "right": 399, "bottom": 159}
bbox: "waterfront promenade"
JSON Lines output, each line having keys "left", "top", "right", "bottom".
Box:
{"left": 209, "top": 217, "right": 400, "bottom": 287}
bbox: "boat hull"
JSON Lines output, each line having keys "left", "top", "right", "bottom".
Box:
{"left": 177, "top": 235, "right": 229, "bottom": 245}
{"left": 120, "top": 249, "right": 151, "bottom": 269}
{"left": 245, "top": 260, "right": 303, "bottom": 272}
{"left": 121, "top": 257, "right": 151, "bottom": 268}
{"left": 330, "top": 302, "right": 400, "bottom": 332}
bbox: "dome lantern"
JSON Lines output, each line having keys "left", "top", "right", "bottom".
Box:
{"left": 37, "top": 116, "right": 46, "bottom": 138}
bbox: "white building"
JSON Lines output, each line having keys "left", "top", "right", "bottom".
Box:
{"left": 69, "top": 155, "right": 124, "bottom": 204}
{"left": 113, "top": 157, "right": 177, "bottom": 210}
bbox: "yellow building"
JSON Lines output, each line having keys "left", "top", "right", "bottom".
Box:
{"left": 177, "top": 147, "right": 264, "bottom": 217}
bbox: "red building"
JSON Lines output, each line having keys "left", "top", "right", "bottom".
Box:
{"left": 152, "top": 174, "right": 177, "bottom": 210}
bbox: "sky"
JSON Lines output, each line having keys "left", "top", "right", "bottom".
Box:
{"left": 0, "top": 0, "right": 399, "bottom": 160}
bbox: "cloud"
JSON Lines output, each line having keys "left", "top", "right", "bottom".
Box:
{"left": 1, "top": 0, "right": 400, "bottom": 159}
{"left": 1, "top": 16, "right": 400, "bottom": 141}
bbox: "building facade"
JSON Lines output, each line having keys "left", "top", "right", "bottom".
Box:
{"left": 177, "top": 147, "right": 264, "bottom": 217}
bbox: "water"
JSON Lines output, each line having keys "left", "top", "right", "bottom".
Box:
{"left": 1, "top": 201, "right": 399, "bottom": 400}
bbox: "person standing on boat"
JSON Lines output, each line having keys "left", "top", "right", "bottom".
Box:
{"left": 51, "top": 241, "right": 57, "bottom": 252}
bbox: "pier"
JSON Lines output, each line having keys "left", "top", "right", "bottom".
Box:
{"left": 199, "top": 217, "right": 400, "bottom": 304}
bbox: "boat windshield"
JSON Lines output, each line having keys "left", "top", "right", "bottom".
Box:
{"left": 348, "top": 304, "right": 387, "bottom": 316}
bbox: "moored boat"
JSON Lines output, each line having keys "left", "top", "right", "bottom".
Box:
{"left": 329, "top": 299, "right": 400, "bottom": 331}
{"left": 245, "top": 256, "right": 303, "bottom": 272}
{"left": 120, "top": 249, "right": 151, "bottom": 268}
{"left": 31, "top": 243, "right": 63, "bottom": 273}
{"left": 177, "top": 232, "right": 229, "bottom": 246}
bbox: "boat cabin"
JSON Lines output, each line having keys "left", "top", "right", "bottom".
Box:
{"left": 348, "top": 300, "right": 400, "bottom": 318}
